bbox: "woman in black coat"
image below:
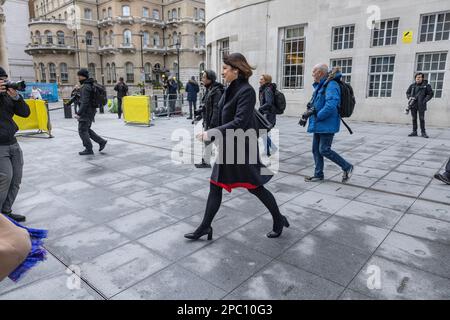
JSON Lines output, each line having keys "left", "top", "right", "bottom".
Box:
{"left": 258, "top": 74, "right": 277, "bottom": 156}
{"left": 184, "top": 53, "right": 289, "bottom": 241}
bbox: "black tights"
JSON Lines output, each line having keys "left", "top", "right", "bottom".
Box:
{"left": 199, "top": 183, "right": 284, "bottom": 231}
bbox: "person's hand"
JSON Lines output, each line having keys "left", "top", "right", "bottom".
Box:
{"left": 7, "top": 88, "right": 18, "bottom": 98}
{"left": 0, "top": 80, "right": 6, "bottom": 94}
{"left": 196, "top": 131, "right": 208, "bottom": 141}
{"left": 74, "top": 114, "right": 80, "bottom": 119}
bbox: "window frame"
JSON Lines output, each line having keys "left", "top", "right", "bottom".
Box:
{"left": 331, "top": 24, "right": 355, "bottom": 51}
{"left": 330, "top": 58, "right": 353, "bottom": 84}
{"left": 371, "top": 18, "right": 400, "bottom": 47}
{"left": 419, "top": 11, "right": 450, "bottom": 43}
{"left": 367, "top": 55, "right": 396, "bottom": 98}
{"left": 279, "top": 25, "right": 306, "bottom": 90}
{"left": 415, "top": 51, "right": 448, "bottom": 98}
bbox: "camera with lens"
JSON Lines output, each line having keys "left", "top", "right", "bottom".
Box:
{"left": 405, "top": 97, "right": 416, "bottom": 115}
{"left": 298, "top": 102, "right": 316, "bottom": 127}
{"left": 192, "top": 106, "right": 204, "bottom": 124}
{"left": 4, "top": 80, "right": 26, "bottom": 92}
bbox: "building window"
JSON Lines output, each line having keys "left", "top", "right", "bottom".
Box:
{"left": 123, "top": 30, "right": 132, "bottom": 45}
{"left": 111, "top": 63, "right": 116, "bottom": 82}
{"left": 332, "top": 25, "right": 355, "bottom": 50}
{"left": 143, "top": 31, "right": 150, "bottom": 46}
{"left": 84, "top": 8, "right": 92, "bottom": 20}
{"left": 218, "top": 38, "right": 230, "bottom": 65}
{"left": 48, "top": 63, "right": 57, "bottom": 83}
{"left": 57, "top": 31, "right": 65, "bottom": 45}
{"left": 35, "top": 31, "right": 41, "bottom": 44}
{"left": 39, "top": 63, "right": 46, "bottom": 82}
{"left": 88, "top": 63, "right": 96, "bottom": 80}
{"left": 85, "top": 31, "right": 93, "bottom": 46}
{"left": 122, "top": 5, "right": 130, "bottom": 17}
{"left": 420, "top": 11, "right": 450, "bottom": 42}
{"left": 330, "top": 58, "right": 352, "bottom": 84}
{"left": 103, "top": 31, "right": 108, "bottom": 45}
{"left": 109, "top": 31, "right": 114, "bottom": 46}
{"left": 102, "top": 9, "right": 106, "bottom": 19}
{"left": 168, "top": 10, "right": 172, "bottom": 20}
{"left": 199, "top": 9, "right": 205, "bottom": 20}
{"left": 416, "top": 52, "right": 447, "bottom": 98}
{"left": 108, "top": 7, "right": 112, "bottom": 17}
{"left": 368, "top": 55, "right": 395, "bottom": 97}
{"left": 280, "top": 26, "right": 305, "bottom": 89}
{"left": 45, "top": 30, "right": 53, "bottom": 44}
{"left": 153, "top": 9, "right": 160, "bottom": 20}
{"left": 194, "top": 8, "right": 198, "bottom": 19}
{"left": 153, "top": 33, "right": 160, "bottom": 47}
{"left": 106, "top": 63, "right": 111, "bottom": 83}
{"left": 372, "top": 19, "right": 399, "bottom": 46}
{"left": 125, "top": 62, "right": 134, "bottom": 83}
{"left": 173, "top": 31, "right": 179, "bottom": 45}
{"left": 143, "top": 7, "right": 149, "bottom": 18}
{"left": 172, "top": 9, "right": 177, "bottom": 20}
{"left": 144, "top": 63, "right": 152, "bottom": 83}
{"left": 199, "top": 31, "right": 205, "bottom": 47}
{"left": 199, "top": 62, "right": 205, "bottom": 80}
{"left": 60, "top": 63, "right": 68, "bottom": 83}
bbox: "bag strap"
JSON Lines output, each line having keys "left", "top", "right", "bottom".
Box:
{"left": 341, "top": 118, "right": 353, "bottom": 135}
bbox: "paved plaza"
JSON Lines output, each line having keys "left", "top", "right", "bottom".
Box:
{"left": 0, "top": 106, "right": 450, "bottom": 300}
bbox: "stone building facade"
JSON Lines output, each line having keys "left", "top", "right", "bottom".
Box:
{"left": 27, "top": 0, "right": 205, "bottom": 96}
{"left": 206, "top": 0, "right": 450, "bottom": 127}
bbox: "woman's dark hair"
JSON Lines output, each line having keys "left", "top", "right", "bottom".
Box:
{"left": 223, "top": 52, "right": 255, "bottom": 79}
{"left": 203, "top": 69, "right": 217, "bottom": 83}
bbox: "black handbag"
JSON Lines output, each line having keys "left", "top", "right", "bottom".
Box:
{"left": 254, "top": 108, "right": 274, "bottom": 132}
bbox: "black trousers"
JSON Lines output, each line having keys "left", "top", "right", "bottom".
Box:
{"left": 445, "top": 158, "right": 450, "bottom": 179}
{"left": 117, "top": 97, "right": 123, "bottom": 119}
{"left": 78, "top": 120, "right": 105, "bottom": 151}
{"left": 411, "top": 108, "right": 426, "bottom": 133}
{"left": 188, "top": 100, "right": 197, "bottom": 118}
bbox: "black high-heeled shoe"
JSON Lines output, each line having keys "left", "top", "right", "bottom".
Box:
{"left": 266, "top": 216, "right": 290, "bottom": 238}
{"left": 184, "top": 226, "right": 213, "bottom": 241}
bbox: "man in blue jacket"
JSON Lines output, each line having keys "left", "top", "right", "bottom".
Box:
{"left": 303, "top": 64, "right": 353, "bottom": 183}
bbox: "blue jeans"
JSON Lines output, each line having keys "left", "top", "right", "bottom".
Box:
{"left": 312, "top": 133, "right": 352, "bottom": 178}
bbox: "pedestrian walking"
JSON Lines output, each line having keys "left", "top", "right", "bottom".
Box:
{"left": 406, "top": 73, "right": 434, "bottom": 138}
{"left": 114, "top": 77, "right": 128, "bottom": 119}
{"left": 186, "top": 76, "right": 200, "bottom": 119}
{"left": 258, "top": 74, "right": 277, "bottom": 157}
{"left": 76, "top": 68, "right": 107, "bottom": 156}
{"left": 302, "top": 64, "right": 354, "bottom": 183}
{"left": 184, "top": 53, "right": 289, "bottom": 241}
{"left": 167, "top": 77, "right": 178, "bottom": 115}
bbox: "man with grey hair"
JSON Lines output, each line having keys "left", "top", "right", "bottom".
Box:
{"left": 300, "top": 63, "right": 353, "bottom": 182}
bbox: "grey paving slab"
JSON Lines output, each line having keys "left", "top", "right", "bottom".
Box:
{"left": 279, "top": 234, "right": 370, "bottom": 286}
{"left": 348, "top": 256, "right": 450, "bottom": 300}
{"left": 372, "top": 180, "right": 426, "bottom": 197}
{"left": 338, "top": 289, "right": 373, "bottom": 300}
{"left": 80, "top": 196, "right": 146, "bottom": 224}
{"left": 151, "top": 194, "right": 207, "bottom": 220}
{"left": 86, "top": 171, "right": 131, "bottom": 187}
{"left": 278, "top": 202, "right": 331, "bottom": 233}
{"left": 226, "top": 261, "right": 343, "bottom": 300}
{"left": 126, "top": 187, "right": 185, "bottom": 207}
{"left": 223, "top": 193, "right": 271, "bottom": 215}
{"left": 138, "top": 221, "right": 213, "bottom": 261}
{"left": 80, "top": 242, "right": 171, "bottom": 298}
{"left": 107, "top": 207, "right": 178, "bottom": 240}
{"left": 406, "top": 199, "right": 450, "bottom": 223}
{"left": 420, "top": 186, "right": 450, "bottom": 204}
{"left": 104, "top": 179, "right": 155, "bottom": 196}
{"left": 335, "top": 200, "right": 403, "bottom": 229}
{"left": 179, "top": 238, "right": 272, "bottom": 292}
{"left": 310, "top": 182, "right": 366, "bottom": 200}
{"left": 119, "top": 165, "right": 160, "bottom": 177}
{"left": 46, "top": 225, "right": 130, "bottom": 265}
{"left": 375, "top": 232, "right": 450, "bottom": 279}
{"left": 312, "top": 216, "right": 390, "bottom": 253}
{"left": 394, "top": 165, "right": 439, "bottom": 178}
{"left": 289, "top": 191, "right": 351, "bottom": 215}
{"left": 330, "top": 174, "right": 379, "bottom": 188}
{"left": 265, "top": 180, "right": 306, "bottom": 204}
{"left": 383, "top": 172, "right": 432, "bottom": 186}
{"left": 394, "top": 214, "right": 450, "bottom": 245}
{"left": 356, "top": 190, "right": 415, "bottom": 212}
{"left": 113, "top": 264, "right": 227, "bottom": 300}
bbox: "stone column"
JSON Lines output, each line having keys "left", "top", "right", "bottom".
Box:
{"left": 0, "top": 0, "right": 9, "bottom": 72}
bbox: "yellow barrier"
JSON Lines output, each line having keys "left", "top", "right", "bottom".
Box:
{"left": 123, "top": 96, "right": 152, "bottom": 126}
{"left": 13, "top": 99, "right": 52, "bottom": 138}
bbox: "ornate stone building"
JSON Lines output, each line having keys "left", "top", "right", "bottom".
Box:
{"left": 26, "top": 0, "right": 205, "bottom": 95}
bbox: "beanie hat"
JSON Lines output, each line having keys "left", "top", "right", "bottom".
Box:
{"left": 204, "top": 70, "right": 217, "bottom": 83}
{"left": 77, "top": 68, "right": 89, "bottom": 78}
{"left": 0, "top": 67, "right": 8, "bottom": 78}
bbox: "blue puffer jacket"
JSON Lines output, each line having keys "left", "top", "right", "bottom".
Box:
{"left": 307, "top": 72, "right": 342, "bottom": 134}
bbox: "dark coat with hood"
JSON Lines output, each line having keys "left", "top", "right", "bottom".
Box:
{"left": 406, "top": 80, "right": 434, "bottom": 111}
{"left": 201, "top": 81, "right": 224, "bottom": 130}
{"left": 208, "top": 76, "right": 273, "bottom": 192}
{"left": 186, "top": 80, "right": 200, "bottom": 102}
{"left": 77, "top": 78, "right": 97, "bottom": 121}
{"left": 259, "top": 83, "right": 277, "bottom": 126}
{"left": 0, "top": 94, "right": 30, "bottom": 145}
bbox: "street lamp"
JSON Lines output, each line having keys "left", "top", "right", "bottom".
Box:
{"left": 138, "top": 31, "right": 145, "bottom": 95}
{"left": 175, "top": 39, "right": 180, "bottom": 94}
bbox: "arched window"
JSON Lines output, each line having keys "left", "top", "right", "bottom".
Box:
{"left": 103, "top": 31, "right": 108, "bottom": 45}
{"left": 102, "top": 9, "right": 106, "bottom": 19}
{"left": 125, "top": 62, "right": 134, "bottom": 83}
{"left": 109, "top": 31, "right": 114, "bottom": 46}
{"left": 122, "top": 5, "right": 130, "bottom": 16}
{"left": 172, "top": 32, "right": 178, "bottom": 45}
{"left": 172, "top": 9, "right": 177, "bottom": 19}
{"left": 106, "top": 63, "right": 111, "bottom": 83}
{"left": 199, "top": 62, "right": 205, "bottom": 80}
{"left": 142, "top": 7, "right": 149, "bottom": 18}
{"left": 144, "top": 63, "right": 151, "bottom": 83}
{"left": 143, "top": 31, "right": 150, "bottom": 46}
{"left": 152, "top": 9, "right": 160, "bottom": 20}
{"left": 88, "top": 63, "right": 96, "bottom": 79}
{"left": 84, "top": 8, "right": 92, "bottom": 20}
{"left": 123, "top": 29, "right": 132, "bottom": 45}
{"left": 64, "top": 11, "right": 67, "bottom": 20}
{"left": 153, "top": 33, "right": 160, "bottom": 47}
{"left": 45, "top": 30, "right": 53, "bottom": 44}
{"left": 85, "top": 31, "right": 93, "bottom": 46}
{"left": 48, "top": 63, "right": 57, "bottom": 82}
{"left": 35, "top": 31, "right": 41, "bottom": 44}
{"left": 153, "top": 63, "right": 161, "bottom": 83}
{"left": 199, "top": 8, "right": 205, "bottom": 20}
{"left": 108, "top": 7, "right": 112, "bottom": 17}
{"left": 199, "top": 31, "right": 205, "bottom": 47}
{"left": 168, "top": 10, "right": 172, "bottom": 20}
{"left": 111, "top": 62, "right": 117, "bottom": 82}
{"left": 60, "top": 63, "right": 68, "bottom": 83}
{"left": 194, "top": 32, "right": 198, "bottom": 47}
{"left": 168, "top": 34, "right": 172, "bottom": 46}
{"left": 58, "top": 14, "right": 61, "bottom": 20}
{"left": 39, "top": 63, "right": 46, "bottom": 82}
{"left": 57, "top": 31, "right": 65, "bottom": 45}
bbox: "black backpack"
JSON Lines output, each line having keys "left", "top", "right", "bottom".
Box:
{"left": 92, "top": 82, "right": 108, "bottom": 108}
{"left": 324, "top": 80, "right": 356, "bottom": 134}
{"left": 273, "top": 88, "right": 286, "bottom": 115}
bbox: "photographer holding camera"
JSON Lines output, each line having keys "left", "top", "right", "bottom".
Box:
{"left": 300, "top": 64, "right": 353, "bottom": 183}
{"left": 406, "top": 73, "right": 434, "bottom": 138}
{"left": 194, "top": 70, "right": 224, "bottom": 168}
{"left": 0, "top": 67, "right": 30, "bottom": 222}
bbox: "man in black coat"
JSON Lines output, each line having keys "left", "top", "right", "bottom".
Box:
{"left": 114, "top": 77, "right": 128, "bottom": 119}
{"left": 76, "top": 68, "right": 107, "bottom": 155}
{"left": 0, "top": 66, "right": 31, "bottom": 222}
{"left": 167, "top": 78, "right": 178, "bottom": 115}
{"left": 406, "top": 73, "right": 434, "bottom": 138}
{"left": 195, "top": 70, "right": 224, "bottom": 168}
{"left": 185, "top": 76, "right": 200, "bottom": 119}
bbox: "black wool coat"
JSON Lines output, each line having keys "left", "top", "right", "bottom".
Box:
{"left": 208, "top": 76, "right": 273, "bottom": 190}
{"left": 406, "top": 80, "right": 434, "bottom": 112}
